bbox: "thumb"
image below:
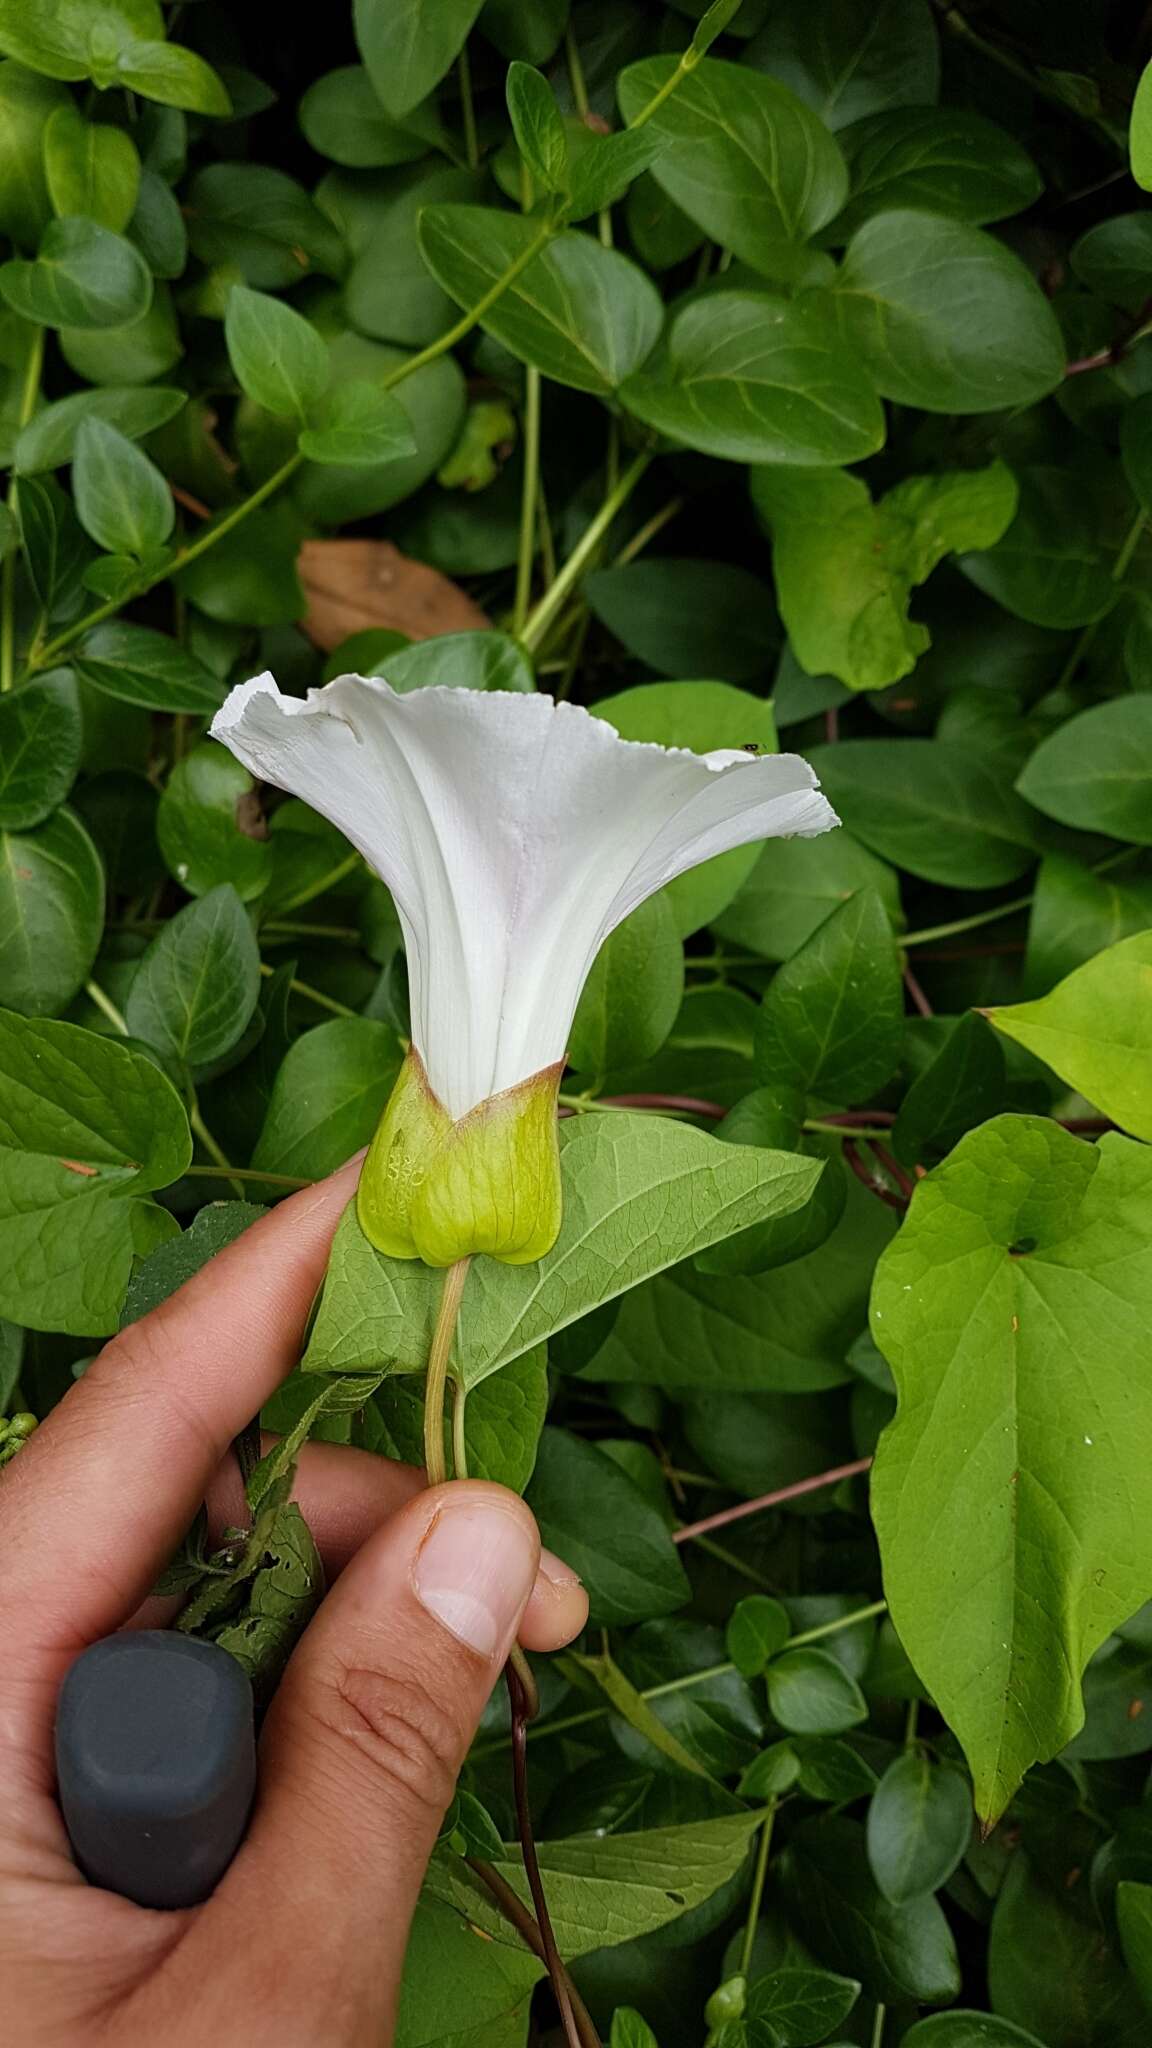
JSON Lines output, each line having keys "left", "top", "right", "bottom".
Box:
{"left": 193, "top": 1483, "right": 540, "bottom": 2039}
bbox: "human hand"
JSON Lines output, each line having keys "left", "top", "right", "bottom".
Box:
{"left": 0, "top": 1156, "right": 588, "bottom": 2046}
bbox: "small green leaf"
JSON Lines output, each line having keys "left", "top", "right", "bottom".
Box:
{"left": 745, "top": 1966, "right": 861, "bottom": 2047}
{"left": 986, "top": 931, "right": 1152, "bottom": 1141}
{"left": 506, "top": 62, "right": 569, "bottom": 195}
{"left": 959, "top": 467, "right": 1117, "bottom": 630}
{"left": 988, "top": 1853, "right": 1146, "bottom": 2045}
{"left": 767, "top": 1648, "right": 868, "bottom": 1735}
{"left": 745, "top": 0, "right": 939, "bottom": 131}
{"left": 298, "top": 66, "right": 443, "bottom": 170}
{"left": 122, "top": 1201, "right": 266, "bottom": 1325}
{"left": 779, "top": 1815, "right": 961, "bottom": 2006}
{"left": 794, "top": 1737, "right": 879, "bottom": 1803}
{"left": 0, "top": 0, "right": 162, "bottom": 85}
{"left": 0, "top": 62, "right": 68, "bottom": 248}
{"left": 739, "top": 1741, "right": 802, "bottom": 1798}
{"left": 297, "top": 380, "right": 416, "bottom": 465}
{"left": 609, "top": 2012, "right": 660, "bottom": 2048}
{"left": 1117, "top": 1881, "right": 1152, "bottom": 2013}
{"left": 0, "top": 672, "right": 82, "bottom": 830}
{"left": 15, "top": 384, "right": 185, "bottom": 473}
{"left": 715, "top": 830, "right": 900, "bottom": 965}
{"left": 902, "top": 2017, "right": 1048, "bottom": 2047}
{"left": 353, "top": 0, "right": 485, "bottom": 117}
{"left": 157, "top": 743, "right": 271, "bottom": 902}
{"left": 834, "top": 108, "right": 1041, "bottom": 235}
{"left": 810, "top": 740, "right": 1037, "bottom": 891}
{"left": 893, "top": 1013, "right": 1006, "bottom": 1167}
{"left": 73, "top": 623, "right": 225, "bottom": 715}
{"left": 115, "top": 40, "right": 232, "bottom": 116}
{"left": 566, "top": 127, "right": 664, "bottom": 222}
{"left": 187, "top": 163, "right": 345, "bottom": 290}
{"left": 125, "top": 883, "right": 261, "bottom": 1075}
{"left": 1016, "top": 697, "right": 1152, "bottom": 842}
{"left": 383, "top": 630, "right": 534, "bottom": 695}
{"left": 569, "top": 895, "right": 684, "bottom": 1074}
{"left": 621, "top": 290, "right": 885, "bottom": 468}
{"left": 1131, "top": 60, "right": 1152, "bottom": 191}
{"left": 0, "top": 806, "right": 103, "bottom": 1017}
{"left": 526, "top": 1427, "right": 689, "bottom": 1626}
{"left": 17, "top": 475, "right": 89, "bottom": 615}
{"left": 251, "top": 1017, "right": 403, "bottom": 1180}
{"left": 0, "top": 216, "right": 151, "bottom": 328}
{"left": 756, "top": 888, "right": 903, "bottom": 1104}
{"left": 43, "top": 102, "right": 141, "bottom": 231}
{"left": 727, "top": 1595, "right": 791, "bottom": 1677}
{"left": 72, "top": 415, "right": 173, "bottom": 557}
{"left": 225, "top": 283, "right": 330, "bottom": 421}
{"left": 866, "top": 1754, "right": 972, "bottom": 1904}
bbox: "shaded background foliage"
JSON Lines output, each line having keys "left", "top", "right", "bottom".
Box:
{"left": 5, "top": 0, "right": 1152, "bottom": 2043}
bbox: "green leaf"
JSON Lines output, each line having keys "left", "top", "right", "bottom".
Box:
{"left": 72, "top": 415, "right": 173, "bottom": 557}
{"left": 127, "top": 164, "right": 187, "bottom": 278}
{"left": 620, "top": 289, "right": 885, "bottom": 467}
{"left": 871, "top": 1117, "right": 1152, "bottom": 1822}
{"left": 610, "top": 2013, "right": 660, "bottom": 2048}
{"left": 893, "top": 1013, "right": 1006, "bottom": 1168}
{"left": 566, "top": 127, "right": 665, "bottom": 223}
{"left": 593, "top": 678, "right": 778, "bottom": 935}
{"left": 902, "top": 2016, "right": 1048, "bottom": 2046}
{"left": 1117, "top": 1881, "right": 1152, "bottom": 2013}
{"left": 715, "top": 831, "right": 900, "bottom": 964}
{"left": 297, "top": 380, "right": 416, "bottom": 466}
{"left": 569, "top": 895, "right": 684, "bottom": 1074}
{"left": 15, "top": 384, "right": 185, "bottom": 473}
{"left": 251, "top": 1018, "right": 403, "bottom": 1180}
{"left": 985, "top": 932, "right": 1152, "bottom": 1141}
{"left": 1069, "top": 212, "right": 1152, "bottom": 313}
{"left": 0, "top": 216, "right": 151, "bottom": 328}
{"left": 0, "top": 806, "right": 103, "bottom": 1016}
{"left": 727, "top": 1595, "right": 791, "bottom": 1678}
{"left": 114, "top": 40, "right": 232, "bottom": 116}
{"left": 73, "top": 623, "right": 224, "bottom": 715}
{"left": 0, "top": 61, "right": 68, "bottom": 249}
{"left": 834, "top": 109, "right": 1041, "bottom": 235}
{"left": 0, "top": 1006, "right": 189, "bottom": 1335}
{"left": 830, "top": 212, "right": 1065, "bottom": 413}
{"left": 698, "top": 1106, "right": 845, "bottom": 1280}
{"left": 780, "top": 1815, "right": 960, "bottom": 2005}
{"left": 568, "top": 1645, "right": 715, "bottom": 1779}
{"left": 1025, "top": 853, "right": 1152, "bottom": 995}
{"left": 299, "top": 67, "right": 443, "bottom": 171}
{"left": 809, "top": 740, "right": 1037, "bottom": 890}
{"left": 225, "top": 284, "right": 330, "bottom": 422}
{"left": 794, "top": 1737, "right": 878, "bottom": 1804}
{"left": 186, "top": 163, "right": 345, "bottom": 290}
{"left": 430, "top": 1809, "right": 764, "bottom": 1957}
{"left": 0, "top": 0, "right": 162, "bottom": 85}
{"left": 1132, "top": 61, "right": 1152, "bottom": 192}
{"left": 303, "top": 1111, "right": 822, "bottom": 1384}
{"left": 616, "top": 56, "right": 847, "bottom": 281}
{"left": 60, "top": 281, "right": 180, "bottom": 383}
{"left": 370, "top": 1342, "right": 548, "bottom": 1492}
{"left": 395, "top": 1897, "right": 542, "bottom": 2047}
{"left": 753, "top": 463, "right": 1018, "bottom": 691}
{"left": 383, "top": 630, "right": 534, "bottom": 695}
{"left": 988, "top": 1852, "right": 1147, "bottom": 2047}
{"left": 17, "top": 475, "right": 88, "bottom": 615}
{"left": 418, "top": 207, "right": 662, "bottom": 395}
{"left": 122, "top": 1200, "right": 265, "bottom": 1325}
{"left": 353, "top": 0, "right": 485, "bottom": 117}
{"left": 755, "top": 888, "right": 903, "bottom": 1104}
{"left": 526, "top": 1427, "right": 688, "bottom": 1624}
{"left": 745, "top": 0, "right": 939, "bottom": 130}
{"left": 506, "top": 62, "right": 569, "bottom": 195}
{"left": 125, "top": 883, "right": 261, "bottom": 1075}
{"left": 43, "top": 102, "right": 140, "bottom": 231}
{"left": 745, "top": 1967, "right": 861, "bottom": 2047}
{"left": 1015, "top": 698, "right": 1152, "bottom": 841}
{"left": 959, "top": 468, "right": 1117, "bottom": 630}
{"left": 767, "top": 1648, "right": 868, "bottom": 1736}
{"left": 739, "top": 1741, "right": 802, "bottom": 1799}
{"left": 584, "top": 1167, "right": 894, "bottom": 1393}
{"left": 0, "top": 672, "right": 82, "bottom": 830}
{"left": 156, "top": 743, "right": 271, "bottom": 902}
{"left": 866, "top": 1755, "right": 972, "bottom": 1904}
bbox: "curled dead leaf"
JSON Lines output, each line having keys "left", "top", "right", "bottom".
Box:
{"left": 297, "top": 539, "right": 489, "bottom": 653}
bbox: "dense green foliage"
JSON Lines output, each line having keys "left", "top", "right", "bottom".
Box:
{"left": 5, "top": 0, "right": 1152, "bottom": 2041}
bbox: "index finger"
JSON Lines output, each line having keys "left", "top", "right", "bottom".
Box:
{"left": 0, "top": 1156, "right": 362, "bottom": 1732}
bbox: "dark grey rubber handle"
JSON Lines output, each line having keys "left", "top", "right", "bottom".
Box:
{"left": 55, "top": 1631, "right": 256, "bottom": 1910}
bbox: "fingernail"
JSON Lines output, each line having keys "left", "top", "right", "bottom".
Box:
{"left": 413, "top": 1496, "right": 538, "bottom": 1658}
{"left": 538, "top": 1547, "right": 582, "bottom": 1590}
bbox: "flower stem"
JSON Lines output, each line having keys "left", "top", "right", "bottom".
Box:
{"left": 423, "top": 1258, "right": 471, "bottom": 1487}
{"left": 739, "top": 1801, "right": 776, "bottom": 1980}
{"left": 452, "top": 1378, "right": 469, "bottom": 1481}
{"left": 513, "top": 366, "right": 542, "bottom": 635}
{"left": 521, "top": 451, "right": 651, "bottom": 654}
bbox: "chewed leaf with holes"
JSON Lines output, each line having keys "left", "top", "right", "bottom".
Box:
{"left": 871, "top": 1116, "right": 1152, "bottom": 1822}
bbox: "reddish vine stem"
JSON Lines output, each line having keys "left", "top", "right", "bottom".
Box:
{"left": 466, "top": 1857, "right": 601, "bottom": 2048}
{"left": 1065, "top": 294, "right": 1152, "bottom": 376}
{"left": 506, "top": 1660, "right": 586, "bottom": 2048}
{"left": 903, "top": 963, "right": 933, "bottom": 1019}
{"left": 844, "top": 1137, "right": 909, "bottom": 1212}
{"left": 599, "top": 1091, "right": 726, "bottom": 1116}
{"left": 673, "top": 1456, "right": 873, "bottom": 1544}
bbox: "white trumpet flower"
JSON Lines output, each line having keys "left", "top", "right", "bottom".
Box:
{"left": 211, "top": 674, "right": 837, "bottom": 1266}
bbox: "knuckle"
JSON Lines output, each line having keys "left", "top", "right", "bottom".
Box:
{"left": 313, "top": 1664, "right": 462, "bottom": 1822}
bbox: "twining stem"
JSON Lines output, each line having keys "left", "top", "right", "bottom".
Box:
{"left": 507, "top": 1658, "right": 584, "bottom": 2048}
{"left": 84, "top": 979, "right": 129, "bottom": 1035}
{"left": 513, "top": 367, "right": 542, "bottom": 635}
{"left": 183, "top": 1163, "right": 311, "bottom": 1190}
{"left": 739, "top": 1801, "right": 776, "bottom": 1980}
{"left": 423, "top": 1258, "right": 471, "bottom": 1487}
{"left": 1, "top": 324, "right": 45, "bottom": 694}
{"left": 466, "top": 1860, "right": 601, "bottom": 2048}
{"left": 614, "top": 494, "right": 686, "bottom": 566}
{"left": 901, "top": 894, "right": 1036, "bottom": 948}
{"left": 259, "top": 961, "right": 358, "bottom": 1018}
{"left": 520, "top": 451, "right": 651, "bottom": 653}
{"left": 457, "top": 42, "right": 479, "bottom": 170}
{"left": 673, "top": 1458, "right": 874, "bottom": 1545}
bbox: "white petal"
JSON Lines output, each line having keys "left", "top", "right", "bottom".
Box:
{"left": 211, "top": 676, "right": 837, "bottom": 1118}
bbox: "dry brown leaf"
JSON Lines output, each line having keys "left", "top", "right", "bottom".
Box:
{"left": 297, "top": 539, "right": 490, "bottom": 652}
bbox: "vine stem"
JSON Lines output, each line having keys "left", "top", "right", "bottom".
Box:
{"left": 457, "top": 42, "right": 479, "bottom": 170}
{"left": 84, "top": 979, "right": 129, "bottom": 1035}
{"left": 1, "top": 324, "right": 45, "bottom": 694}
{"left": 520, "top": 452, "right": 651, "bottom": 654}
{"left": 466, "top": 1859, "right": 601, "bottom": 2048}
{"left": 513, "top": 366, "right": 542, "bottom": 635}
{"left": 507, "top": 1658, "right": 584, "bottom": 2048}
{"left": 673, "top": 1458, "right": 873, "bottom": 1544}
{"left": 423, "top": 1258, "right": 471, "bottom": 1487}
{"left": 739, "top": 1801, "right": 776, "bottom": 1980}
